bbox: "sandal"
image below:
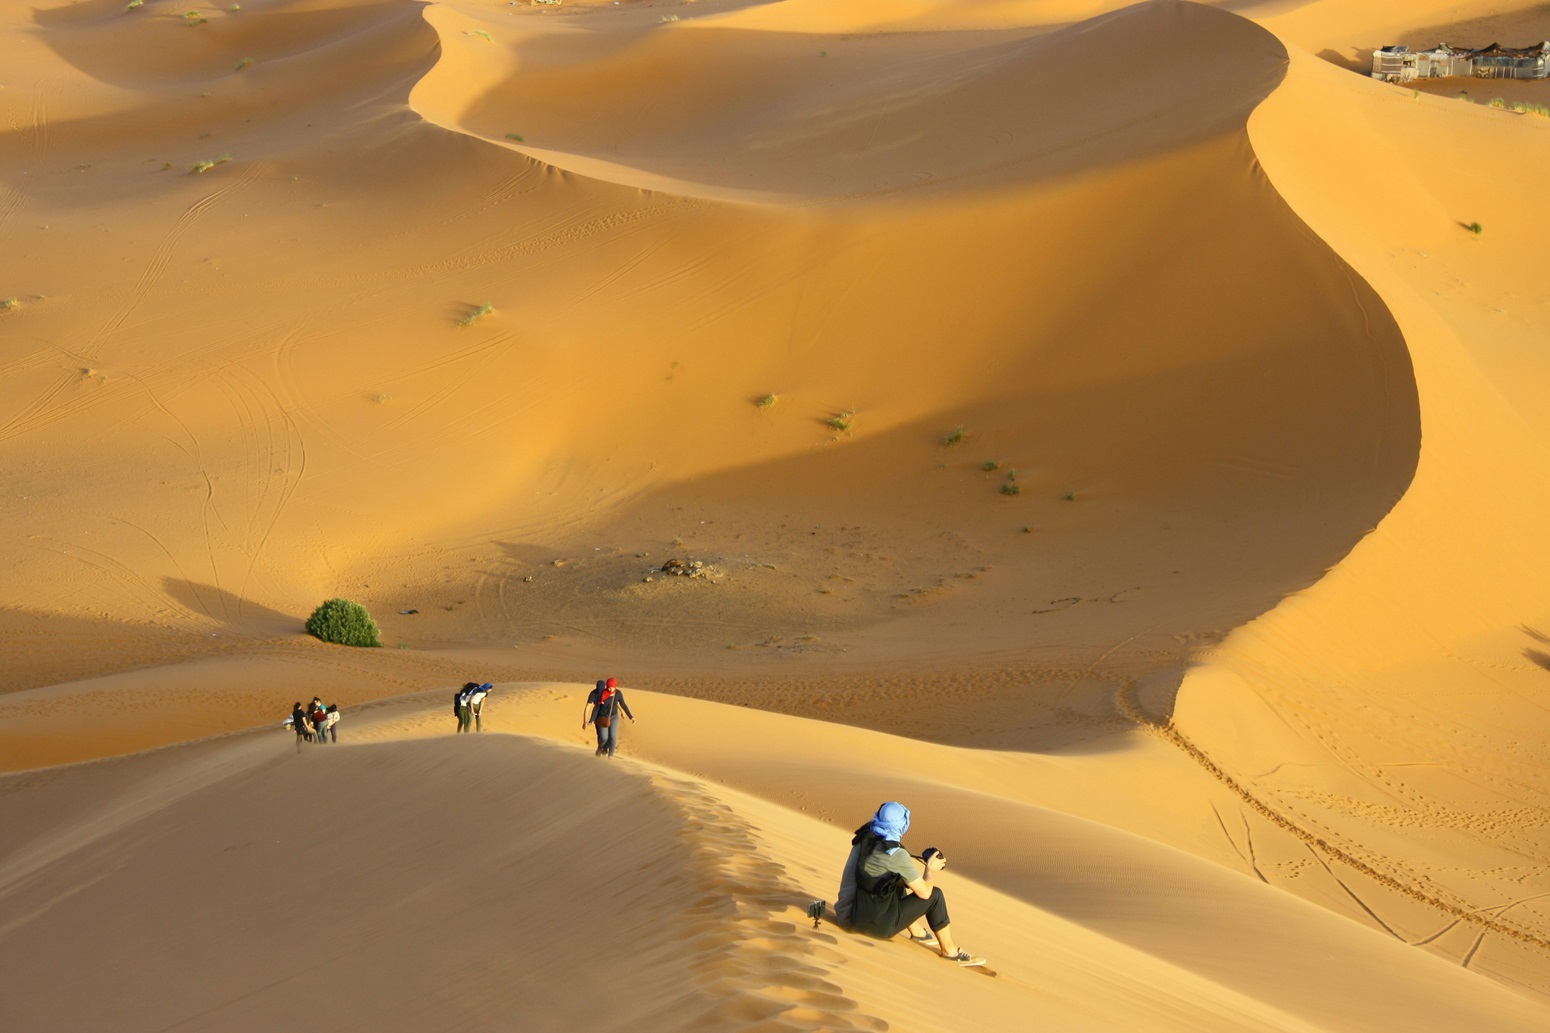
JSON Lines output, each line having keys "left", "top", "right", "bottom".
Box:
{"left": 944, "top": 949, "right": 987, "bottom": 967}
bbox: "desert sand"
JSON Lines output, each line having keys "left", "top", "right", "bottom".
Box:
{"left": 2, "top": 0, "right": 1549, "bottom": 1029}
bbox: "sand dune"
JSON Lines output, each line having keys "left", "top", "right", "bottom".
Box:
{"left": 5, "top": 689, "right": 1548, "bottom": 1032}
{"left": 4, "top": 0, "right": 1550, "bottom": 1026}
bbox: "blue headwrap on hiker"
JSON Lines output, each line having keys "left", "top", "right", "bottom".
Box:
{"left": 869, "top": 801, "right": 910, "bottom": 842}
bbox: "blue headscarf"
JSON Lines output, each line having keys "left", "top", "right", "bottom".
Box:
{"left": 869, "top": 801, "right": 910, "bottom": 842}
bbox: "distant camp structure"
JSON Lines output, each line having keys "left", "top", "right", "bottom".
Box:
{"left": 1372, "top": 42, "right": 1550, "bottom": 83}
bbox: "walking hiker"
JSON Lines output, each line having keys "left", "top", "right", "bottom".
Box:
{"left": 834, "top": 801, "right": 985, "bottom": 967}
{"left": 582, "top": 677, "right": 634, "bottom": 758}
{"left": 467, "top": 682, "right": 491, "bottom": 731}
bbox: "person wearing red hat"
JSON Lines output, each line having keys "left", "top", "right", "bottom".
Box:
{"left": 582, "top": 677, "right": 635, "bottom": 758}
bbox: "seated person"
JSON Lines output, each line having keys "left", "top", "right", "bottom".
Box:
{"left": 834, "top": 801, "right": 985, "bottom": 967}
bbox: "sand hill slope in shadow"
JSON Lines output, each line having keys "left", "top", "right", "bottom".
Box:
{"left": 2, "top": 690, "right": 1547, "bottom": 1032}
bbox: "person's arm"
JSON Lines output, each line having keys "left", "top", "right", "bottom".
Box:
{"left": 618, "top": 692, "right": 635, "bottom": 721}
{"left": 581, "top": 698, "right": 593, "bottom": 728}
{"left": 902, "top": 851, "right": 946, "bottom": 899}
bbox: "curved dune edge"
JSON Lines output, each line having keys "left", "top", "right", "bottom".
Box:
{"left": 405, "top": 0, "right": 1293, "bottom": 204}
{"left": 1154, "top": 33, "right": 1550, "bottom": 995}
{"left": 3, "top": 687, "right": 1548, "bottom": 1032}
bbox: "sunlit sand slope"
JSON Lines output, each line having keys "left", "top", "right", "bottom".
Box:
{"left": 2, "top": 1, "right": 1416, "bottom": 721}
{"left": 1155, "top": 24, "right": 1550, "bottom": 1001}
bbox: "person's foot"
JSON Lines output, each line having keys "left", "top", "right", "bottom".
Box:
{"left": 943, "top": 949, "right": 986, "bottom": 967}
{"left": 909, "top": 931, "right": 939, "bottom": 947}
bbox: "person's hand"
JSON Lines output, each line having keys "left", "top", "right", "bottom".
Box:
{"left": 581, "top": 722, "right": 587, "bottom": 729}
{"left": 925, "top": 850, "right": 947, "bottom": 873}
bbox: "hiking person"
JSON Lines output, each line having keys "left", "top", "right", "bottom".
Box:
{"left": 289, "top": 702, "right": 311, "bottom": 747}
{"left": 310, "top": 699, "right": 329, "bottom": 745}
{"left": 466, "top": 682, "right": 491, "bottom": 731}
{"left": 455, "top": 683, "right": 477, "bottom": 733}
{"left": 325, "top": 704, "right": 340, "bottom": 743}
{"left": 581, "top": 677, "right": 634, "bottom": 758}
{"left": 834, "top": 801, "right": 985, "bottom": 967}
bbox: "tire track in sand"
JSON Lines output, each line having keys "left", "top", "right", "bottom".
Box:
{"left": 1115, "top": 685, "right": 1550, "bottom": 955}
{"left": 81, "top": 162, "right": 264, "bottom": 362}
{"left": 0, "top": 184, "right": 25, "bottom": 240}
{"left": 27, "top": 80, "right": 51, "bottom": 156}
{"left": 213, "top": 365, "right": 309, "bottom": 615}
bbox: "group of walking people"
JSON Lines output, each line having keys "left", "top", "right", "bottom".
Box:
{"left": 287, "top": 698, "right": 339, "bottom": 746}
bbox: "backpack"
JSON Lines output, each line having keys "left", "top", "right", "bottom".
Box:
{"left": 847, "top": 831, "right": 908, "bottom": 938}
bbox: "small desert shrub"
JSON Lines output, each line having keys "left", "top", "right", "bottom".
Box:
{"left": 1511, "top": 101, "right": 1550, "bottom": 118}
{"left": 183, "top": 10, "right": 206, "bottom": 25}
{"left": 1468, "top": 221, "right": 1483, "bottom": 235}
{"left": 755, "top": 393, "right": 778, "bottom": 408}
{"left": 305, "top": 598, "right": 382, "bottom": 648}
{"left": 235, "top": 57, "right": 253, "bottom": 71}
{"left": 981, "top": 460, "right": 999, "bottom": 472}
{"left": 189, "top": 154, "right": 232, "bottom": 174}
{"left": 125, "top": 0, "right": 143, "bottom": 9}
{"left": 1488, "top": 97, "right": 1506, "bottom": 109}
{"left": 464, "top": 29, "right": 494, "bottom": 42}
{"left": 0, "top": 298, "right": 18, "bottom": 312}
{"left": 942, "top": 425, "right": 965, "bottom": 447}
{"left": 1000, "top": 469, "right": 1020, "bottom": 496}
{"left": 505, "top": 133, "right": 525, "bottom": 142}
{"left": 458, "top": 302, "right": 494, "bottom": 326}
{"left": 1063, "top": 491, "right": 1076, "bottom": 501}
{"left": 828, "top": 409, "right": 855, "bottom": 432}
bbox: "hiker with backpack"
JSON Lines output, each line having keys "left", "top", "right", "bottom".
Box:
{"left": 582, "top": 677, "right": 634, "bottom": 758}
{"left": 466, "top": 682, "right": 491, "bottom": 731}
{"left": 834, "top": 801, "right": 985, "bottom": 967}
{"left": 454, "top": 683, "right": 480, "bottom": 733}
{"left": 289, "top": 702, "right": 311, "bottom": 747}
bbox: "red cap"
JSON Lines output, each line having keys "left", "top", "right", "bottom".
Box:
{"left": 605, "top": 677, "right": 617, "bottom": 688}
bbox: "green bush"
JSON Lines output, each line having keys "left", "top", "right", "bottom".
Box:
{"left": 305, "top": 598, "right": 381, "bottom": 647}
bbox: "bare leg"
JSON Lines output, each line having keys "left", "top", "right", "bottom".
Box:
{"left": 934, "top": 923, "right": 959, "bottom": 957}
